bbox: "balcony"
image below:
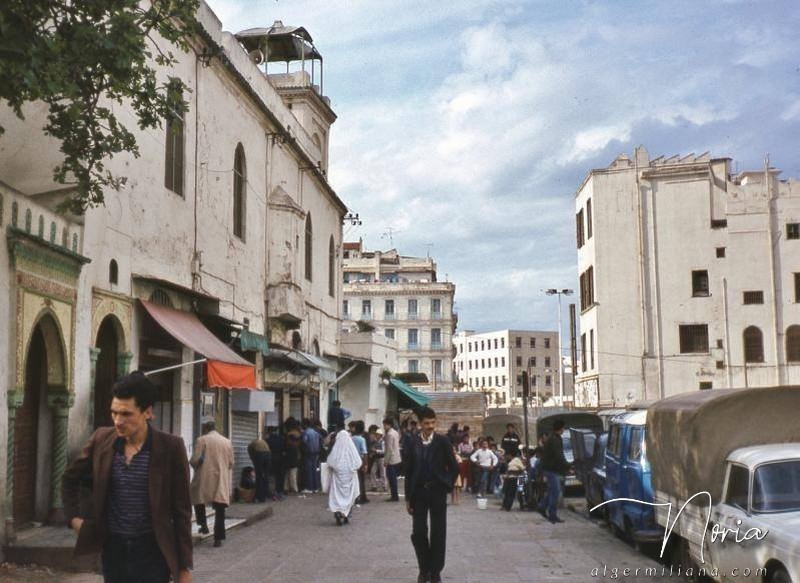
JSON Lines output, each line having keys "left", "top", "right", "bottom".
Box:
{"left": 432, "top": 312, "right": 442, "bottom": 320}
{"left": 384, "top": 312, "right": 396, "bottom": 320}
{"left": 431, "top": 342, "right": 443, "bottom": 349}
{"left": 407, "top": 312, "right": 418, "bottom": 320}
{"left": 267, "top": 281, "right": 304, "bottom": 327}
{"left": 362, "top": 311, "right": 372, "bottom": 320}
{"left": 407, "top": 342, "right": 419, "bottom": 350}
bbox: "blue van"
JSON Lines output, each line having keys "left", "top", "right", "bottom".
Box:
{"left": 602, "top": 410, "right": 661, "bottom": 545}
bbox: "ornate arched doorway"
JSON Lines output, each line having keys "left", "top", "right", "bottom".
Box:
{"left": 93, "top": 316, "right": 121, "bottom": 428}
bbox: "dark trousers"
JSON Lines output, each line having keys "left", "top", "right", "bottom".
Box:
{"left": 102, "top": 532, "right": 170, "bottom": 583}
{"left": 386, "top": 463, "right": 401, "bottom": 499}
{"left": 272, "top": 462, "right": 286, "bottom": 494}
{"left": 537, "top": 470, "right": 562, "bottom": 520}
{"left": 502, "top": 476, "right": 517, "bottom": 510}
{"left": 357, "top": 466, "right": 368, "bottom": 502}
{"left": 251, "top": 451, "right": 272, "bottom": 501}
{"left": 410, "top": 485, "right": 448, "bottom": 577}
{"left": 194, "top": 502, "right": 227, "bottom": 541}
{"left": 303, "top": 453, "right": 320, "bottom": 491}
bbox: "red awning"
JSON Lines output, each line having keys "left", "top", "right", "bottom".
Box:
{"left": 140, "top": 300, "right": 256, "bottom": 389}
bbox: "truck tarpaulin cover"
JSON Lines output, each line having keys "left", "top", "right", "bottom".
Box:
{"left": 140, "top": 300, "right": 256, "bottom": 389}
{"left": 646, "top": 386, "right": 800, "bottom": 502}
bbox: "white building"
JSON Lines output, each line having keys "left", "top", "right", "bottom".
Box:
{"left": 452, "top": 329, "right": 562, "bottom": 407}
{"left": 574, "top": 147, "right": 800, "bottom": 407}
{"left": 337, "top": 331, "right": 397, "bottom": 428}
{"left": 0, "top": 4, "right": 347, "bottom": 537}
{"left": 342, "top": 242, "right": 457, "bottom": 391}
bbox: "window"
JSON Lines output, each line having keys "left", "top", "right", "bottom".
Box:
{"left": 481, "top": 359, "right": 485, "bottom": 368}
{"left": 494, "top": 357, "right": 498, "bottom": 367}
{"left": 590, "top": 329, "right": 595, "bottom": 370}
{"left": 385, "top": 328, "right": 395, "bottom": 340}
{"left": 629, "top": 427, "right": 643, "bottom": 460}
{"left": 699, "top": 382, "right": 713, "bottom": 390}
{"left": 328, "top": 237, "right": 336, "bottom": 297}
{"left": 408, "top": 299, "right": 418, "bottom": 319}
{"left": 679, "top": 324, "right": 709, "bottom": 354}
{"left": 109, "top": 259, "right": 118, "bottom": 285}
{"left": 304, "top": 215, "right": 314, "bottom": 280}
{"left": 795, "top": 273, "right": 800, "bottom": 303}
{"left": 494, "top": 339, "right": 498, "bottom": 349}
{"left": 608, "top": 426, "right": 621, "bottom": 457}
{"left": 515, "top": 337, "right": 522, "bottom": 348}
{"left": 787, "top": 223, "right": 800, "bottom": 240}
{"left": 692, "top": 270, "right": 709, "bottom": 297}
{"left": 495, "top": 376, "right": 499, "bottom": 386}
{"left": 544, "top": 338, "right": 551, "bottom": 349}
{"left": 433, "top": 360, "right": 443, "bottom": 382}
{"left": 743, "top": 326, "right": 764, "bottom": 363}
{"left": 725, "top": 464, "right": 750, "bottom": 511}
{"left": 431, "top": 328, "right": 442, "bottom": 348}
{"left": 408, "top": 329, "right": 419, "bottom": 349}
{"left": 528, "top": 357, "right": 536, "bottom": 367}
{"left": 716, "top": 247, "right": 726, "bottom": 258}
{"left": 545, "top": 375, "right": 552, "bottom": 386}
{"left": 431, "top": 298, "right": 442, "bottom": 317}
{"left": 501, "top": 338, "right": 505, "bottom": 348}
{"left": 481, "top": 340, "right": 485, "bottom": 350}
{"left": 362, "top": 299, "right": 371, "bottom": 318}
{"left": 516, "top": 356, "right": 522, "bottom": 367}
{"left": 531, "top": 374, "right": 537, "bottom": 387}
{"left": 385, "top": 299, "right": 395, "bottom": 318}
{"left": 468, "top": 361, "right": 472, "bottom": 370}
{"left": 580, "top": 266, "right": 595, "bottom": 310}
{"left": 501, "top": 357, "right": 505, "bottom": 367}
{"left": 233, "top": 144, "right": 246, "bottom": 239}
{"left": 502, "top": 375, "right": 506, "bottom": 386}
{"left": 545, "top": 356, "right": 551, "bottom": 368}
{"left": 788, "top": 326, "right": 800, "bottom": 362}
{"left": 530, "top": 338, "right": 535, "bottom": 348}
{"left": 576, "top": 209, "right": 585, "bottom": 249}
{"left": 586, "top": 198, "right": 593, "bottom": 239}
{"left": 164, "top": 84, "right": 185, "bottom": 196}
{"left": 516, "top": 375, "right": 522, "bottom": 386}
{"left": 408, "top": 360, "right": 419, "bottom": 374}
{"left": 468, "top": 342, "right": 472, "bottom": 352}
{"left": 581, "top": 333, "right": 587, "bottom": 371}
{"left": 716, "top": 360, "right": 725, "bottom": 369}
{"left": 343, "top": 300, "right": 349, "bottom": 318}
{"left": 743, "top": 291, "right": 764, "bottom": 305}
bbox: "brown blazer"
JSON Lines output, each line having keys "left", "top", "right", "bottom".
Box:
{"left": 62, "top": 425, "right": 193, "bottom": 578}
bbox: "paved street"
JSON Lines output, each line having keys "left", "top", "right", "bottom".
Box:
{"left": 0, "top": 487, "right": 672, "bottom": 583}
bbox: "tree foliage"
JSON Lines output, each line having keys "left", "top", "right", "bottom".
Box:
{"left": 0, "top": 0, "right": 199, "bottom": 213}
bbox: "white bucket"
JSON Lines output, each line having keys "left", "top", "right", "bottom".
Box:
{"left": 477, "top": 498, "right": 488, "bottom": 510}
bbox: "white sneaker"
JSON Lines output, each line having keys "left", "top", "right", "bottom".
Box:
{"left": 301, "top": 489, "right": 312, "bottom": 494}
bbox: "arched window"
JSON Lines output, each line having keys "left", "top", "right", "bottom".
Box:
{"left": 328, "top": 236, "right": 335, "bottom": 297}
{"left": 305, "top": 214, "right": 313, "bottom": 281}
{"left": 109, "top": 259, "right": 118, "bottom": 285}
{"left": 743, "top": 326, "right": 764, "bottom": 363}
{"left": 787, "top": 325, "right": 800, "bottom": 362}
{"left": 233, "top": 144, "right": 246, "bottom": 240}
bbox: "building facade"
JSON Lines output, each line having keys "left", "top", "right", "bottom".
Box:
{"left": 574, "top": 147, "right": 800, "bottom": 407}
{"left": 452, "top": 330, "right": 561, "bottom": 407}
{"left": 0, "top": 3, "right": 347, "bottom": 540}
{"left": 342, "top": 242, "right": 457, "bottom": 391}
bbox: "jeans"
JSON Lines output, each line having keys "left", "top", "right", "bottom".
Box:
{"left": 250, "top": 451, "right": 272, "bottom": 501}
{"left": 538, "top": 470, "right": 562, "bottom": 520}
{"left": 102, "top": 533, "right": 170, "bottom": 583}
{"left": 370, "top": 457, "right": 386, "bottom": 490}
{"left": 303, "top": 454, "right": 320, "bottom": 491}
{"left": 386, "top": 463, "right": 401, "bottom": 499}
{"left": 410, "top": 485, "right": 448, "bottom": 577}
{"left": 195, "top": 502, "right": 227, "bottom": 541}
{"left": 477, "top": 467, "right": 491, "bottom": 495}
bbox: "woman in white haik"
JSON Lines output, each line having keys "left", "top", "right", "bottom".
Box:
{"left": 326, "top": 428, "right": 362, "bottom": 526}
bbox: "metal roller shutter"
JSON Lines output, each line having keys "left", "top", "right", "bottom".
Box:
{"left": 231, "top": 411, "right": 259, "bottom": 491}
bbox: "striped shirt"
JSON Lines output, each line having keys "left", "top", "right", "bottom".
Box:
{"left": 107, "top": 430, "right": 153, "bottom": 536}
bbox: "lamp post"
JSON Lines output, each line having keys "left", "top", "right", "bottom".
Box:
{"left": 545, "top": 288, "right": 573, "bottom": 402}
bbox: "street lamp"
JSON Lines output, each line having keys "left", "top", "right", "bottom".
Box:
{"left": 544, "top": 288, "right": 573, "bottom": 402}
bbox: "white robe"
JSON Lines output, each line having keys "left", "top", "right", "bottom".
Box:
{"left": 326, "top": 430, "right": 362, "bottom": 514}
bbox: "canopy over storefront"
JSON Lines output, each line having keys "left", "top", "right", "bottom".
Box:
{"left": 264, "top": 348, "right": 338, "bottom": 382}
{"left": 140, "top": 300, "right": 257, "bottom": 389}
{"left": 389, "top": 378, "right": 431, "bottom": 408}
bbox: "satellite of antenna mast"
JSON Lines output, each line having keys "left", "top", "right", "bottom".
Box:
{"left": 381, "top": 227, "right": 402, "bottom": 246}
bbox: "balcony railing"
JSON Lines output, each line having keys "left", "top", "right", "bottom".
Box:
{"left": 362, "top": 311, "right": 372, "bottom": 320}
{"left": 432, "top": 312, "right": 442, "bottom": 319}
{"left": 431, "top": 342, "right": 443, "bottom": 349}
{"left": 407, "top": 342, "right": 419, "bottom": 350}
{"left": 407, "top": 312, "right": 418, "bottom": 320}
{"left": 384, "top": 313, "right": 396, "bottom": 320}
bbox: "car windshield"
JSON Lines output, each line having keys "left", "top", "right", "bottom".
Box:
{"left": 562, "top": 432, "right": 574, "bottom": 463}
{"left": 752, "top": 460, "right": 800, "bottom": 513}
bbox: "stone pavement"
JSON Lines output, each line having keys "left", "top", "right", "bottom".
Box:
{"left": 0, "top": 489, "right": 673, "bottom": 583}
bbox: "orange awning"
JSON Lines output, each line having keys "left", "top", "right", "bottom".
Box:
{"left": 140, "top": 300, "right": 256, "bottom": 390}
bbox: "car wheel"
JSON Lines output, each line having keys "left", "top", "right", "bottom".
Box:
{"left": 770, "top": 566, "right": 792, "bottom": 583}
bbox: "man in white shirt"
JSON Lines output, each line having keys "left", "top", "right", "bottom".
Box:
{"left": 383, "top": 417, "right": 402, "bottom": 501}
{"left": 469, "top": 440, "right": 497, "bottom": 497}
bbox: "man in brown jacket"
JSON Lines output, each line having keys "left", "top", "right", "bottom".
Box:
{"left": 62, "top": 372, "right": 193, "bottom": 583}
{"left": 189, "top": 421, "right": 234, "bottom": 547}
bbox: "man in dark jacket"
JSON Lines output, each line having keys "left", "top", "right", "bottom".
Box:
{"left": 62, "top": 372, "right": 193, "bottom": 583}
{"left": 500, "top": 424, "right": 521, "bottom": 457}
{"left": 266, "top": 426, "right": 286, "bottom": 499}
{"left": 404, "top": 407, "right": 458, "bottom": 583}
{"left": 537, "top": 419, "right": 571, "bottom": 524}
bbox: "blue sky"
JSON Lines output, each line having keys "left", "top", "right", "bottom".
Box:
{"left": 208, "top": 0, "right": 800, "bottom": 333}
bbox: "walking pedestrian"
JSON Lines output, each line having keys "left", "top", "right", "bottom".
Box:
{"left": 368, "top": 425, "right": 386, "bottom": 492}
{"left": 456, "top": 434, "right": 473, "bottom": 493}
{"left": 383, "top": 416, "right": 402, "bottom": 501}
{"left": 350, "top": 420, "right": 369, "bottom": 503}
{"left": 405, "top": 407, "right": 458, "bottom": 583}
{"left": 190, "top": 421, "right": 234, "bottom": 548}
{"left": 247, "top": 432, "right": 272, "bottom": 502}
{"left": 266, "top": 426, "right": 286, "bottom": 499}
{"left": 62, "top": 372, "right": 193, "bottom": 583}
{"left": 284, "top": 419, "right": 302, "bottom": 493}
{"left": 301, "top": 418, "right": 322, "bottom": 493}
{"left": 451, "top": 447, "right": 462, "bottom": 506}
{"left": 326, "top": 426, "right": 362, "bottom": 526}
{"left": 469, "top": 439, "right": 498, "bottom": 497}
{"left": 537, "top": 419, "right": 571, "bottom": 524}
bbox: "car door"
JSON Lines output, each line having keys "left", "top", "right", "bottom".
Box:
{"left": 604, "top": 424, "right": 625, "bottom": 529}
{"left": 713, "top": 463, "right": 760, "bottom": 579}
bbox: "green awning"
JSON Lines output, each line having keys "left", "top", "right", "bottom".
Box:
{"left": 240, "top": 330, "right": 269, "bottom": 355}
{"left": 389, "top": 378, "right": 431, "bottom": 408}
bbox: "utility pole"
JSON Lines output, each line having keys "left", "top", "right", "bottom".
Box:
{"left": 569, "top": 303, "right": 577, "bottom": 402}
{"left": 545, "top": 288, "right": 573, "bottom": 402}
{"left": 521, "top": 370, "right": 530, "bottom": 454}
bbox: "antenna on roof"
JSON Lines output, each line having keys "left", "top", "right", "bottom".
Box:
{"left": 381, "top": 227, "right": 402, "bottom": 246}
{"left": 423, "top": 243, "right": 434, "bottom": 258}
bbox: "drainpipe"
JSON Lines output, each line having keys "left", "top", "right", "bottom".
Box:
{"left": 765, "top": 160, "right": 782, "bottom": 385}
{"left": 722, "top": 278, "right": 733, "bottom": 388}
{"left": 634, "top": 158, "right": 651, "bottom": 400}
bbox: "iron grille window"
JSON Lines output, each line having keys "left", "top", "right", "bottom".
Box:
{"left": 795, "top": 273, "right": 800, "bottom": 303}
{"left": 716, "top": 247, "right": 726, "bottom": 258}
{"left": 692, "top": 270, "right": 709, "bottom": 297}
{"left": 576, "top": 209, "right": 585, "bottom": 249}
{"left": 516, "top": 356, "right": 522, "bottom": 366}
{"left": 233, "top": 144, "right": 246, "bottom": 240}
{"left": 515, "top": 337, "right": 522, "bottom": 348}
{"left": 699, "top": 382, "right": 713, "bottom": 390}
{"left": 787, "top": 223, "right": 800, "bottom": 240}
{"left": 679, "top": 324, "right": 709, "bottom": 353}
{"left": 743, "top": 326, "right": 764, "bottom": 363}
{"left": 581, "top": 333, "right": 587, "bottom": 371}
{"left": 743, "top": 291, "right": 764, "bottom": 305}
{"left": 787, "top": 326, "right": 800, "bottom": 362}
{"left": 580, "top": 267, "right": 595, "bottom": 310}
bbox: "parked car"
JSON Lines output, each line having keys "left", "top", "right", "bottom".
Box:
{"left": 584, "top": 432, "right": 609, "bottom": 518}
{"left": 538, "top": 411, "right": 603, "bottom": 492}
{"left": 570, "top": 428, "right": 600, "bottom": 491}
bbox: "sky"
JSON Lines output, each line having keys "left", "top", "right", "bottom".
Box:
{"left": 207, "top": 0, "right": 800, "bottom": 334}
